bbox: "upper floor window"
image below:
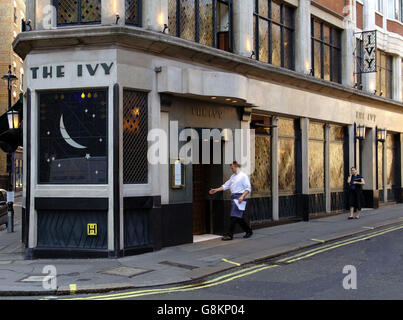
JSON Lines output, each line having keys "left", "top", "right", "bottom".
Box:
{"left": 253, "top": 0, "right": 295, "bottom": 70}
{"left": 56, "top": 0, "right": 101, "bottom": 26}
{"left": 387, "top": 0, "right": 400, "bottom": 20}
{"left": 376, "top": 0, "right": 383, "bottom": 13}
{"left": 125, "top": 0, "right": 142, "bottom": 26}
{"left": 311, "top": 17, "right": 342, "bottom": 84}
{"left": 168, "top": 0, "right": 233, "bottom": 52}
{"left": 376, "top": 50, "right": 393, "bottom": 98}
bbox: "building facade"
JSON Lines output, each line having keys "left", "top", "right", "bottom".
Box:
{"left": 0, "top": 0, "right": 25, "bottom": 192}
{"left": 14, "top": 0, "right": 403, "bottom": 258}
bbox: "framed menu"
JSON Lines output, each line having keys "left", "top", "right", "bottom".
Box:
{"left": 171, "top": 159, "right": 185, "bottom": 189}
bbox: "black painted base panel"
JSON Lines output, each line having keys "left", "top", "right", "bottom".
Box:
{"left": 26, "top": 248, "right": 109, "bottom": 259}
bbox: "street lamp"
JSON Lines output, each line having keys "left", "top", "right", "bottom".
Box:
{"left": 2, "top": 65, "right": 18, "bottom": 233}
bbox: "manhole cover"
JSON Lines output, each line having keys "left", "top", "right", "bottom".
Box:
{"left": 102, "top": 266, "right": 151, "bottom": 278}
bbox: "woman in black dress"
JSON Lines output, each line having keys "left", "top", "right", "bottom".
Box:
{"left": 347, "top": 167, "right": 365, "bottom": 219}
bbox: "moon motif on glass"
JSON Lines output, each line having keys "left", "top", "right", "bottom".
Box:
{"left": 59, "top": 114, "right": 87, "bottom": 149}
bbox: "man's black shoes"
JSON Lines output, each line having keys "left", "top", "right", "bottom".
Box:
{"left": 221, "top": 235, "right": 233, "bottom": 241}
{"left": 243, "top": 231, "right": 253, "bottom": 239}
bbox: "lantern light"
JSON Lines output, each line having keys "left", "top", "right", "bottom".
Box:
{"left": 7, "top": 110, "right": 19, "bottom": 130}
{"left": 377, "top": 128, "right": 386, "bottom": 142}
{"left": 355, "top": 125, "right": 366, "bottom": 140}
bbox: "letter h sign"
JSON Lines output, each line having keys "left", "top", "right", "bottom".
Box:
{"left": 87, "top": 223, "right": 98, "bottom": 236}
{"left": 361, "top": 30, "right": 377, "bottom": 73}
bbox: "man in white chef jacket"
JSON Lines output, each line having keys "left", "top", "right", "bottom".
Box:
{"left": 209, "top": 161, "right": 253, "bottom": 241}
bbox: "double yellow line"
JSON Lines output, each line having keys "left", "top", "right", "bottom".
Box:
{"left": 277, "top": 223, "right": 403, "bottom": 264}
{"left": 62, "top": 264, "right": 279, "bottom": 300}
{"left": 58, "top": 223, "right": 403, "bottom": 300}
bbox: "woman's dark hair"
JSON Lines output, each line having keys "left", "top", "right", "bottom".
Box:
{"left": 232, "top": 161, "right": 241, "bottom": 168}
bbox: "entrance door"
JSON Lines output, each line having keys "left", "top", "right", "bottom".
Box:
{"left": 193, "top": 164, "right": 207, "bottom": 235}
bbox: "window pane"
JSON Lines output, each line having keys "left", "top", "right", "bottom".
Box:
{"left": 386, "top": 134, "right": 396, "bottom": 186}
{"left": 180, "top": 0, "right": 196, "bottom": 41}
{"left": 250, "top": 135, "right": 271, "bottom": 194}
{"left": 330, "top": 142, "right": 344, "bottom": 189}
{"left": 258, "top": 19, "right": 269, "bottom": 63}
{"left": 332, "top": 28, "right": 341, "bottom": 47}
{"left": 123, "top": 90, "right": 148, "bottom": 184}
{"left": 309, "top": 122, "right": 324, "bottom": 140}
{"left": 278, "top": 138, "right": 296, "bottom": 192}
{"left": 125, "top": 0, "right": 140, "bottom": 26}
{"left": 332, "top": 48, "right": 340, "bottom": 83}
{"left": 314, "top": 40, "right": 322, "bottom": 78}
{"left": 314, "top": 20, "right": 321, "bottom": 39}
{"left": 168, "top": 0, "right": 177, "bottom": 36}
{"left": 284, "top": 5, "right": 293, "bottom": 27}
{"left": 57, "top": 0, "right": 79, "bottom": 24}
{"left": 258, "top": 0, "right": 269, "bottom": 18}
{"left": 80, "top": 0, "right": 101, "bottom": 23}
{"left": 199, "top": 0, "right": 214, "bottom": 46}
{"left": 284, "top": 28, "right": 293, "bottom": 69}
{"left": 271, "top": 1, "right": 281, "bottom": 24}
{"left": 271, "top": 23, "right": 281, "bottom": 66}
{"left": 323, "top": 25, "right": 330, "bottom": 44}
{"left": 39, "top": 90, "right": 108, "bottom": 184}
{"left": 324, "top": 45, "right": 331, "bottom": 81}
{"left": 309, "top": 140, "right": 325, "bottom": 190}
{"left": 278, "top": 118, "right": 295, "bottom": 137}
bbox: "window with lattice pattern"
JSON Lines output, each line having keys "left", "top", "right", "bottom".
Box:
{"left": 125, "top": 0, "right": 142, "bottom": 26}
{"left": 56, "top": 0, "right": 101, "bottom": 25}
{"left": 123, "top": 90, "right": 148, "bottom": 184}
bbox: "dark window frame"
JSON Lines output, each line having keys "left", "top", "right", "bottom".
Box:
{"left": 311, "top": 17, "right": 342, "bottom": 84}
{"left": 125, "top": 0, "right": 142, "bottom": 27}
{"left": 37, "top": 88, "right": 109, "bottom": 185}
{"left": 169, "top": 0, "right": 234, "bottom": 52}
{"left": 354, "top": 37, "right": 363, "bottom": 89}
{"left": 253, "top": 0, "right": 296, "bottom": 70}
{"left": 54, "top": 0, "right": 102, "bottom": 26}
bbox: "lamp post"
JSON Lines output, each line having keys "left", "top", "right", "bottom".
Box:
{"left": 2, "top": 65, "right": 18, "bottom": 233}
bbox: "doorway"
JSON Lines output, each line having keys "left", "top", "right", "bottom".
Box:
{"left": 192, "top": 135, "right": 224, "bottom": 236}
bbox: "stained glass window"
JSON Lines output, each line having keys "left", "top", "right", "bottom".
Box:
{"left": 254, "top": 0, "right": 295, "bottom": 70}
{"left": 168, "top": 0, "right": 232, "bottom": 51}
{"left": 308, "top": 122, "right": 325, "bottom": 191}
{"left": 126, "top": 0, "right": 141, "bottom": 26}
{"left": 278, "top": 118, "right": 296, "bottom": 193}
{"left": 39, "top": 89, "right": 108, "bottom": 184}
{"left": 56, "top": 0, "right": 101, "bottom": 25}
{"left": 311, "top": 17, "right": 342, "bottom": 83}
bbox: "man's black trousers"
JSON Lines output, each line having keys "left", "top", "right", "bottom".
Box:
{"left": 229, "top": 216, "right": 252, "bottom": 237}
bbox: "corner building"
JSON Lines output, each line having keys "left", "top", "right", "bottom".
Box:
{"left": 15, "top": 0, "right": 403, "bottom": 258}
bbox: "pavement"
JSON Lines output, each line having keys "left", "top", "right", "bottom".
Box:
{"left": 0, "top": 201, "right": 402, "bottom": 297}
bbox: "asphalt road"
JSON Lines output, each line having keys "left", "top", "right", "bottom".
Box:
{"left": 53, "top": 224, "right": 403, "bottom": 301}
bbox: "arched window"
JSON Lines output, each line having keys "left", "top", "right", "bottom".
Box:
{"left": 125, "top": 0, "right": 142, "bottom": 26}
{"left": 168, "top": 0, "right": 233, "bottom": 52}
{"left": 55, "top": 0, "right": 101, "bottom": 26}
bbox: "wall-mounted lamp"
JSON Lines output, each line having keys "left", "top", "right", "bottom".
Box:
{"left": 380, "top": 91, "right": 383, "bottom": 97}
{"left": 154, "top": 66, "right": 162, "bottom": 73}
{"left": 7, "top": 110, "right": 19, "bottom": 130}
{"left": 355, "top": 125, "right": 366, "bottom": 140}
{"left": 115, "top": 13, "right": 120, "bottom": 25}
{"left": 374, "top": 89, "right": 377, "bottom": 95}
{"left": 249, "top": 51, "right": 255, "bottom": 59}
{"left": 22, "top": 19, "right": 32, "bottom": 31}
{"left": 377, "top": 128, "right": 386, "bottom": 142}
{"left": 163, "top": 24, "right": 168, "bottom": 34}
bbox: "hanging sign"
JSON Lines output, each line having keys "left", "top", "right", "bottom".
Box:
{"left": 361, "top": 30, "right": 377, "bottom": 73}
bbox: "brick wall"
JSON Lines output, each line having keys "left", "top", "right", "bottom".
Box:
{"left": 356, "top": 1, "right": 363, "bottom": 30}
{"left": 387, "top": 19, "right": 403, "bottom": 37}
{"left": 375, "top": 12, "right": 383, "bottom": 28}
{"left": 313, "top": 0, "right": 346, "bottom": 16}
